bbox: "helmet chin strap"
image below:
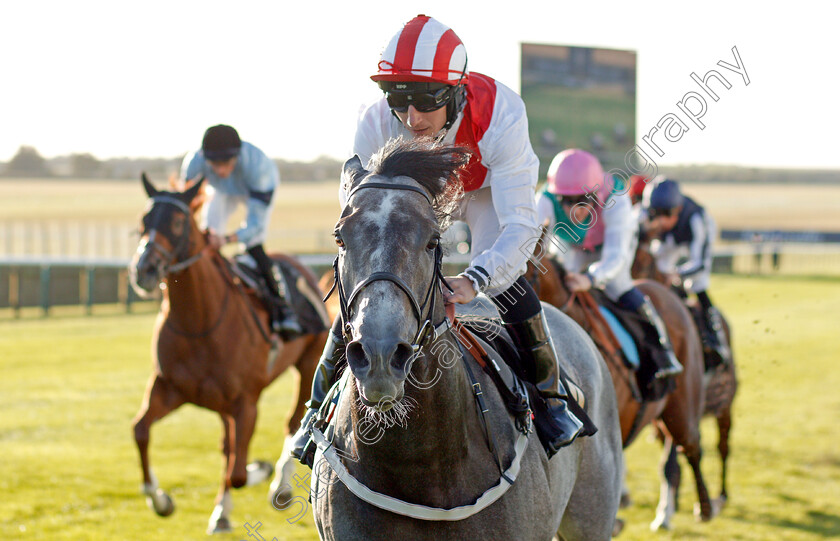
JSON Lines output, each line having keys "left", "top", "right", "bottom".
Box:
{"left": 442, "top": 84, "right": 466, "bottom": 130}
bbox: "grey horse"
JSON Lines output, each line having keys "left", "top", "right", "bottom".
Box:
{"left": 311, "top": 139, "right": 622, "bottom": 540}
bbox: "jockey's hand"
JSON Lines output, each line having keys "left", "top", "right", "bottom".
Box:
{"left": 207, "top": 230, "right": 225, "bottom": 250}
{"left": 442, "top": 276, "right": 477, "bottom": 304}
{"left": 664, "top": 272, "right": 682, "bottom": 288}
{"left": 565, "top": 272, "right": 592, "bottom": 292}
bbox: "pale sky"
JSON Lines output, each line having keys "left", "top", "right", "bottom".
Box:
{"left": 2, "top": 1, "right": 836, "bottom": 169}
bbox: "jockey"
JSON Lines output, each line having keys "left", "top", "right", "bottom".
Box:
{"left": 535, "top": 149, "right": 683, "bottom": 380}
{"left": 293, "top": 14, "right": 584, "bottom": 466}
{"left": 643, "top": 177, "right": 729, "bottom": 365}
{"left": 180, "top": 124, "right": 301, "bottom": 340}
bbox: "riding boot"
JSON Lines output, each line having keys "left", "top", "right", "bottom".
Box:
{"left": 247, "top": 245, "right": 302, "bottom": 340}
{"left": 505, "top": 311, "right": 584, "bottom": 452}
{"left": 269, "top": 272, "right": 303, "bottom": 341}
{"left": 637, "top": 297, "right": 683, "bottom": 379}
{"left": 291, "top": 332, "right": 345, "bottom": 468}
{"left": 703, "top": 307, "right": 730, "bottom": 367}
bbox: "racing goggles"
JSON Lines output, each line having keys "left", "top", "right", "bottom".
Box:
{"left": 561, "top": 194, "right": 593, "bottom": 207}
{"left": 383, "top": 83, "right": 456, "bottom": 113}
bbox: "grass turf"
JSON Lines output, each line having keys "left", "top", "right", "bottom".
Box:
{"left": 1, "top": 273, "right": 839, "bottom": 540}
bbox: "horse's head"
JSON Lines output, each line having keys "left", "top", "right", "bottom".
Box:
{"left": 130, "top": 173, "right": 205, "bottom": 296}
{"left": 335, "top": 138, "right": 468, "bottom": 411}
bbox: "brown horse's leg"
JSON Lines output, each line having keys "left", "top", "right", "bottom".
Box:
{"left": 288, "top": 334, "right": 322, "bottom": 432}
{"left": 270, "top": 333, "right": 324, "bottom": 505}
{"left": 230, "top": 397, "right": 259, "bottom": 489}
{"left": 132, "top": 375, "right": 184, "bottom": 516}
{"left": 717, "top": 405, "right": 733, "bottom": 502}
{"left": 208, "top": 414, "right": 235, "bottom": 534}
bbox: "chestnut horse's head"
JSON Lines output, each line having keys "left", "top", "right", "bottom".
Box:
{"left": 334, "top": 138, "right": 467, "bottom": 411}
{"left": 129, "top": 173, "right": 205, "bottom": 297}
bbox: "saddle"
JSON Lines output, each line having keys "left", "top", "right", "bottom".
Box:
{"left": 585, "top": 290, "right": 674, "bottom": 402}
{"left": 452, "top": 315, "right": 598, "bottom": 456}
{"left": 230, "top": 254, "right": 329, "bottom": 336}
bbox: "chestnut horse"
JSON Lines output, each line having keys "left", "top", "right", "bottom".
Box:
{"left": 632, "top": 239, "right": 738, "bottom": 507}
{"left": 524, "top": 232, "right": 719, "bottom": 530}
{"left": 129, "top": 175, "right": 327, "bottom": 534}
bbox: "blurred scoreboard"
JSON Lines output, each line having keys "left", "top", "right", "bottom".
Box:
{"left": 521, "top": 43, "right": 637, "bottom": 179}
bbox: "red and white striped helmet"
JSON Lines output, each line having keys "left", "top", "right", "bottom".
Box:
{"left": 372, "top": 15, "right": 469, "bottom": 85}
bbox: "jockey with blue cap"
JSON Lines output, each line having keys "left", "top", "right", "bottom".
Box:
{"left": 643, "top": 177, "right": 729, "bottom": 365}
{"left": 536, "top": 149, "right": 683, "bottom": 381}
{"left": 293, "top": 15, "right": 586, "bottom": 466}
{"left": 181, "top": 124, "right": 301, "bottom": 340}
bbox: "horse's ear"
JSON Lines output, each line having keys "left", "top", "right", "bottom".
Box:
{"left": 341, "top": 155, "right": 367, "bottom": 190}
{"left": 183, "top": 175, "right": 205, "bottom": 203}
{"left": 141, "top": 173, "right": 158, "bottom": 198}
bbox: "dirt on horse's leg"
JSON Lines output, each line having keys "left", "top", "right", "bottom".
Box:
{"left": 132, "top": 375, "right": 184, "bottom": 517}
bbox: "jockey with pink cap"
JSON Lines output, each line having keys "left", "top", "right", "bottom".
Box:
{"left": 293, "top": 15, "right": 586, "bottom": 466}
{"left": 536, "top": 149, "right": 683, "bottom": 381}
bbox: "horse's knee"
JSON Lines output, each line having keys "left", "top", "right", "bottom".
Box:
{"left": 133, "top": 420, "right": 149, "bottom": 447}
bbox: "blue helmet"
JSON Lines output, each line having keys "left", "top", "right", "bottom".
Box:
{"left": 647, "top": 179, "right": 683, "bottom": 211}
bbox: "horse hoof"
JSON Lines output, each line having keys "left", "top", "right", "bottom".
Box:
{"left": 146, "top": 489, "right": 175, "bottom": 517}
{"left": 650, "top": 515, "right": 670, "bottom": 531}
{"left": 613, "top": 517, "right": 625, "bottom": 537}
{"left": 246, "top": 460, "right": 275, "bottom": 486}
{"left": 207, "top": 517, "right": 233, "bottom": 534}
{"left": 694, "top": 501, "right": 714, "bottom": 522}
{"left": 270, "top": 483, "right": 294, "bottom": 510}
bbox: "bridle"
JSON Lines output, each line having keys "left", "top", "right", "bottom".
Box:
{"left": 140, "top": 196, "right": 205, "bottom": 275}
{"left": 323, "top": 181, "right": 452, "bottom": 354}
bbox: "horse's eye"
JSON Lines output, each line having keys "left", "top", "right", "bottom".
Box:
{"left": 334, "top": 232, "right": 345, "bottom": 248}
{"left": 427, "top": 234, "right": 440, "bottom": 250}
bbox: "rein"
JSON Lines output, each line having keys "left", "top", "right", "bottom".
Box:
{"left": 310, "top": 370, "right": 529, "bottom": 522}
{"left": 326, "top": 182, "right": 453, "bottom": 354}
{"left": 145, "top": 196, "right": 270, "bottom": 342}
{"left": 554, "top": 263, "right": 641, "bottom": 406}
{"left": 314, "top": 179, "right": 530, "bottom": 521}
{"left": 144, "top": 196, "right": 207, "bottom": 275}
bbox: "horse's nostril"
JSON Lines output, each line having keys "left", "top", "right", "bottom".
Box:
{"left": 390, "top": 343, "right": 415, "bottom": 374}
{"left": 346, "top": 341, "right": 369, "bottom": 372}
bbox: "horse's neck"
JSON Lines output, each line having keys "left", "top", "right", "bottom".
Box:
{"left": 344, "top": 332, "right": 478, "bottom": 469}
{"left": 164, "top": 252, "right": 228, "bottom": 330}
{"left": 541, "top": 261, "right": 589, "bottom": 327}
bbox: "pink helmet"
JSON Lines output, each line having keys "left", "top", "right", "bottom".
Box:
{"left": 546, "top": 149, "right": 606, "bottom": 195}
{"left": 371, "top": 15, "right": 469, "bottom": 85}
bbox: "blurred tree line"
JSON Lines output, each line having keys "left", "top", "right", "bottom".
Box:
{"left": 0, "top": 146, "right": 343, "bottom": 182}
{"left": 1, "top": 145, "right": 838, "bottom": 184}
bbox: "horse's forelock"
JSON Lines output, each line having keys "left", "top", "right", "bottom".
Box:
{"left": 367, "top": 138, "right": 469, "bottom": 227}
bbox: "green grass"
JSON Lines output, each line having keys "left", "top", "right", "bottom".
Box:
{"left": 2, "top": 274, "right": 839, "bottom": 540}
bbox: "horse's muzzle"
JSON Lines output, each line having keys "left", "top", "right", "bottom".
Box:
{"left": 130, "top": 248, "right": 164, "bottom": 295}
{"left": 346, "top": 337, "right": 415, "bottom": 406}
